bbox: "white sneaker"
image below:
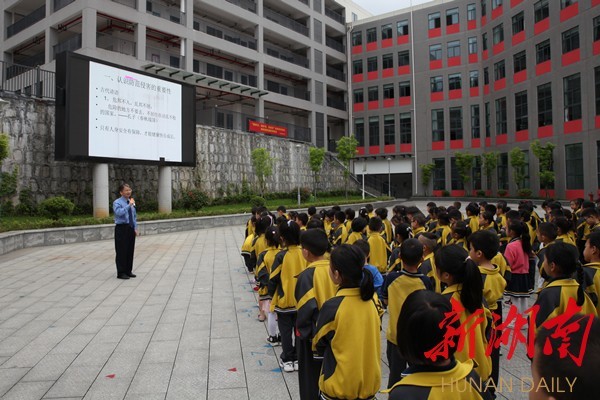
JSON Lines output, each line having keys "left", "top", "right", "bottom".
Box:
{"left": 280, "top": 360, "right": 294, "bottom": 373}
{"left": 293, "top": 360, "right": 299, "bottom": 371}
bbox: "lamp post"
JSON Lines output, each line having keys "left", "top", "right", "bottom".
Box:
{"left": 387, "top": 157, "right": 392, "bottom": 198}
{"left": 362, "top": 161, "right": 366, "bottom": 200}
{"left": 296, "top": 144, "right": 301, "bottom": 206}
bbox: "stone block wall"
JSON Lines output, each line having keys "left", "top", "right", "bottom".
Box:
{"left": 0, "top": 95, "right": 357, "bottom": 209}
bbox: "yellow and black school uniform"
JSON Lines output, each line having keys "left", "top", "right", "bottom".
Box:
{"left": 412, "top": 226, "right": 426, "bottom": 238}
{"left": 468, "top": 216, "right": 479, "bottom": 237}
{"left": 533, "top": 277, "right": 597, "bottom": 331}
{"left": 344, "top": 219, "right": 353, "bottom": 233}
{"left": 329, "top": 223, "right": 348, "bottom": 248}
{"left": 385, "top": 359, "right": 492, "bottom": 400}
{"left": 245, "top": 218, "right": 255, "bottom": 238}
{"left": 383, "top": 218, "right": 394, "bottom": 245}
{"left": 256, "top": 246, "right": 280, "bottom": 301}
{"left": 241, "top": 233, "right": 255, "bottom": 272}
{"left": 382, "top": 270, "right": 433, "bottom": 388}
{"left": 419, "top": 253, "right": 442, "bottom": 293}
{"left": 490, "top": 252, "right": 511, "bottom": 284}
{"left": 442, "top": 284, "right": 492, "bottom": 382}
{"left": 251, "top": 234, "right": 268, "bottom": 278}
{"left": 526, "top": 221, "right": 537, "bottom": 247}
{"left": 585, "top": 223, "right": 600, "bottom": 239}
{"left": 496, "top": 214, "right": 510, "bottom": 248}
{"left": 324, "top": 220, "right": 332, "bottom": 236}
{"left": 268, "top": 245, "right": 307, "bottom": 363}
{"left": 436, "top": 224, "right": 453, "bottom": 247}
{"left": 312, "top": 288, "right": 382, "bottom": 400}
{"left": 368, "top": 231, "right": 392, "bottom": 274}
{"left": 295, "top": 259, "right": 338, "bottom": 400}
{"left": 387, "top": 247, "right": 402, "bottom": 272}
{"left": 448, "top": 237, "right": 469, "bottom": 251}
{"left": 556, "top": 234, "right": 576, "bottom": 246}
{"left": 583, "top": 262, "right": 600, "bottom": 314}
{"left": 345, "top": 230, "right": 365, "bottom": 245}
{"left": 427, "top": 218, "right": 438, "bottom": 232}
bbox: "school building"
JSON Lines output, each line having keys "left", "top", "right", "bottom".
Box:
{"left": 350, "top": 0, "right": 600, "bottom": 200}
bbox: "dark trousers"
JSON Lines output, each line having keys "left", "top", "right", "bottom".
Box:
{"left": 297, "top": 337, "right": 321, "bottom": 400}
{"left": 490, "top": 303, "right": 502, "bottom": 393}
{"left": 277, "top": 311, "right": 297, "bottom": 362}
{"left": 386, "top": 340, "right": 407, "bottom": 388}
{"left": 115, "top": 224, "right": 136, "bottom": 276}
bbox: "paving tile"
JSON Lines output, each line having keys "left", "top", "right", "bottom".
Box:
{"left": 126, "top": 362, "right": 172, "bottom": 395}
{"left": 22, "top": 353, "right": 79, "bottom": 382}
{"left": 207, "top": 388, "right": 248, "bottom": 400}
{"left": 2, "top": 380, "right": 54, "bottom": 400}
{"left": 0, "top": 367, "right": 30, "bottom": 397}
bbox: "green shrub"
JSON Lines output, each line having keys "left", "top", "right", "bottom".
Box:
{"left": 1, "top": 200, "right": 14, "bottom": 216}
{"left": 518, "top": 189, "right": 532, "bottom": 198}
{"left": 250, "top": 196, "right": 266, "bottom": 208}
{"left": 291, "top": 187, "right": 312, "bottom": 202}
{"left": 15, "top": 188, "right": 37, "bottom": 216}
{"left": 476, "top": 190, "right": 486, "bottom": 197}
{"left": 180, "top": 189, "right": 209, "bottom": 210}
{"left": 73, "top": 203, "right": 93, "bottom": 215}
{"left": 39, "top": 196, "right": 75, "bottom": 220}
{"left": 442, "top": 190, "right": 450, "bottom": 197}
{"left": 497, "top": 189, "right": 508, "bottom": 197}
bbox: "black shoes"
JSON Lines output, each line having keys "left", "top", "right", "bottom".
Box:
{"left": 127, "top": 273, "right": 137, "bottom": 278}
{"left": 117, "top": 274, "right": 130, "bottom": 279}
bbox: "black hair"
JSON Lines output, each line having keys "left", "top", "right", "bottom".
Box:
{"left": 582, "top": 201, "right": 596, "bottom": 210}
{"left": 548, "top": 201, "right": 563, "bottom": 211}
{"left": 469, "top": 230, "right": 499, "bottom": 260}
{"left": 437, "top": 212, "right": 450, "bottom": 226}
{"left": 480, "top": 211, "right": 498, "bottom": 231}
{"left": 448, "top": 209, "right": 463, "bottom": 221}
{"left": 465, "top": 202, "right": 480, "bottom": 216}
{"left": 496, "top": 201, "right": 510, "bottom": 213}
{"left": 354, "top": 239, "right": 370, "bottom": 258}
{"left": 397, "top": 290, "right": 459, "bottom": 365}
{"left": 118, "top": 183, "right": 131, "bottom": 192}
{"left": 375, "top": 207, "right": 388, "bottom": 219}
{"left": 331, "top": 205, "right": 341, "bottom": 212}
{"left": 570, "top": 198, "right": 584, "bottom": 207}
{"left": 535, "top": 315, "right": 600, "bottom": 400}
{"left": 452, "top": 220, "right": 471, "bottom": 239}
{"left": 365, "top": 204, "right": 374, "bottom": 213}
{"left": 275, "top": 216, "right": 288, "bottom": 226}
{"left": 518, "top": 209, "right": 531, "bottom": 223}
{"left": 434, "top": 245, "right": 484, "bottom": 313}
{"left": 508, "top": 220, "right": 532, "bottom": 255}
{"left": 426, "top": 201, "right": 437, "bottom": 209}
{"left": 307, "top": 206, "right": 317, "bottom": 216}
{"left": 394, "top": 222, "right": 412, "bottom": 242}
{"left": 306, "top": 218, "right": 325, "bottom": 230}
{"left": 554, "top": 216, "right": 574, "bottom": 236}
{"left": 505, "top": 209, "right": 520, "bottom": 221}
{"left": 300, "top": 228, "right": 329, "bottom": 257}
{"left": 296, "top": 212, "right": 309, "bottom": 226}
{"left": 419, "top": 232, "right": 439, "bottom": 251}
{"left": 277, "top": 205, "right": 287, "bottom": 213}
{"left": 345, "top": 208, "right": 356, "bottom": 220}
{"left": 351, "top": 217, "right": 368, "bottom": 233}
{"left": 358, "top": 207, "right": 369, "bottom": 219}
{"left": 550, "top": 208, "right": 565, "bottom": 219}
{"left": 278, "top": 220, "right": 301, "bottom": 246}
{"left": 325, "top": 209, "right": 336, "bottom": 219}
{"left": 334, "top": 211, "right": 346, "bottom": 224}
{"left": 255, "top": 216, "right": 272, "bottom": 236}
{"left": 412, "top": 214, "right": 426, "bottom": 227}
{"left": 582, "top": 208, "right": 599, "bottom": 218}
{"left": 369, "top": 216, "right": 383, "bottom": 232}
{"left": 400, "top": 238, "right": 424, "bottom": 267}
{"left": 428, "top": 206, "right": 439, "bottom": 217}
{"left": 330, "top": 244, "right": 374, "bottom": 301}
{"left": 588, "top": 231, "right": 600, "bottom": 251}
{"left": 288, "top": 211, "right": 298, "bottom": 220}
{"left": 545, "top": 242, "right": 586, "bottom": 306}
{"left": 453, "top": 201, "right": 462, "bottom": 210}
{"left": 265, "top": 226, "right": 279, "bottom": 247}
{"left": 537, "top": 222, "right": 558, "bottom": 241}
{"left": 405, "top": 206, "right": 421, "bottom": 216}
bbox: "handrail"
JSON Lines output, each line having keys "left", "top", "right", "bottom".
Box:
{"left": 6, "top": 5, "right": 46, "bottom": 38}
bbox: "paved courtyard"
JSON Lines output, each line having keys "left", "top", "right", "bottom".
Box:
{"left": 0, "top": 202, "right": 535, "bottom": 399}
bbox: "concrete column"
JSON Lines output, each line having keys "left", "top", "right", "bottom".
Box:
{"left": 45, "top": 27, "right": 54, "bottom": 64}
{"left": 136, "top": 24, "right": 147, "bottom": 63}
{"left": 81, "top": 8, "right": 97, "bottom": 50}
{"left": 93, "top": 163, "right": 109, "bottom": 218}
{"left": 158, "top": 166, "right": 172, "bottom": 214}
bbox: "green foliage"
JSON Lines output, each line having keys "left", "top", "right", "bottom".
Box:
{"left": 482, "top": 152, "right": 498, "bottom": 192}
{"left": 292, "top": 187, "right": 312, "bottom": 202}
{"left": 0, "top": 167, "right": 17, "bottom": 198}
{"left": 15, "top": 188, "right": 37, "bottom": 216}
{"left": 0, "top": 133, "right": 8, "bottom": 162}
{"left": 497, "top": 189, "right": 508, "bottom": 197}
{"left": 518, "top": 188, "right": 532, "bottom": 198}
{"left": 39, "top": 196, "right": 75, "bottom": 220}
{"left": 335, "top": 136, "right": 358, "bottom": 198}
{"left": 531, "top": 140, "right": 555, "bottom": 197}
{"left": 250, "top": 196, "right": 266, "bottom": 208}
{"left": 420, "top": 163, "right": 435, "bottom": 196}
{"left": 509, "top": 147, "right": 527, "bottom": 190}
{"left": 309, "top": 147, "right": 326, "bottom": 198}
{"left": 476, "top": 190, "right": 486, "bottom": 197}
{"left": 180, "top": 189, "right": 209, "bottom": 210}
{"left": 251, "top": 148, "right": 274, "bottom": 196}
{"left": 455, "top": 152, "right": 475, "bottom": 192}
{"left": 442, "top": 190, "right": 450, "bottom": 197}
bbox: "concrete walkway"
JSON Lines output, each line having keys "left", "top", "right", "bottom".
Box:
{"left": 0, "top": 201, "right": 533, "bottom": 399}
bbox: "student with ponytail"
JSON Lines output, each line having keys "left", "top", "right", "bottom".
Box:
{"left": 312, "top": 244, "right": 382, "bottom": 400}
{"left": 435, "top": 245, "right": 492, "bottom": 382}
{"left": 533, "top": 241, "right": 597, "bottom": 331}
{"left": 503, "top": 220, "right": 533, "bottom": 315}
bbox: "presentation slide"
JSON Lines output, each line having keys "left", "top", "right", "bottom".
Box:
{"left": 88, "top": 62, "right": 182, "bottom": 162}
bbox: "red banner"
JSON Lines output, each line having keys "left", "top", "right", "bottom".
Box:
{"left": 248, "top": 120, "right": 288, "bottom": 137}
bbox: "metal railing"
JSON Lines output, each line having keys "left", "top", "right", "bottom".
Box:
{"left": 12, "top": 52, "right": 45, "bottom": 70}
{"left": 97, "top": 32, "right": 137, "bottom": 57}
{"left": 325, "top": 7, "right": 344, "bottom": 24}
{"left": 225, "top": 0, "right": 257, "bottom": 13}
{"left": 298, "top": 0, "right": 309, "bottom": 5}
{"left": 54, "top": 0, "right": 76, "bottom": 12}
{"left": 326, "top": 36, "right": 344, "bottom": 53}
{"left": 264, "top": 7, "right": 309, "bottom": 36}
{"left": 327, "top": 97, "right": 346, "bottom": 111}
{"left": 146, "top": 0, "right": 185, "bottom": 25}
{"left": 266, "top": 79, "right": 310, "bottom": 101}
{"left": 53, "top": 34, "right": 82, "bottom": 59}
{"left": 111, "top": 0, "right": 137, "bottom": 8}
{"left": 1, "top": 60, "right": 55, "bottom": 99}
{"left": 7, "top": 5, "right": 46, "bottom": 38}
{"left": 194, "top": 18, "right": 257, "bottom": 50}
{"left": 146, "top": 45, "right": 184, "bottom": 68}
{"left": 326, "top": 65, "right": 345, "bottom": 82}
{"left": 264, "top": 42, "right": 309, "bottom": 68}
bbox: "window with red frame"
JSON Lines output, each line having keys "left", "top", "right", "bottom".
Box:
{"left": 471, "top": 105, "right": 481, "bottom": 138}
{"left": 562, "top": 26, "right": 579, "bottom": 54}
{"left": 470, "top": 70, "right": 479, "bottom": 87}
{"left": 468, "top": 37, "right": 478, "bottom": 54}
{"left": 382, "top": 24, "right": 392, "bottom": 40}
{"left": 383, "top": 84, "right": 394, "bottom": 100}
{"left": 515, "top": 91, "right": 528, "bottom": 131}
{"left": 512, "top": 12, "right": 524, "bottom": 35}
{"left": 481, "top": 0, "right": 487, "bottom": 17}
{"left": 449, "top": 73, "right": 462, "bottom": 90}
{"left": 536, "top": 39, "right": 551, "bottom": 64}
{"left": 353, "top": 89, "right": 364, "bottom": 104}
{"left": 534, "top": 0, "right": 549, "bottom": 23}
{"left": 492, "top": 0, "right": 502, "bottom": 9}
{"left": 384, "top": 115, "right": 395, "bottom": 145}
{"left": 594, "top": 17, "right": 600, "bottom": 42}
{"left": 369, "top": 116, "right": 380, "bottom": 146}
{"left": 431, "top": 76, "right": 443, "bottom": 93}
{"left": 397, "top": 20, "right": 409, "bottom": 36}
{"left": 560, "top": 0, "right": 577, "bottom": 9}
{"left": 494, "top": 60, "right": 505, "bottom": 81}
{"left": 382, "top": 53, "right": 393, "bottom": 69}
{"left": 355, "top": 118, "right": 365, "bottom": 146}
{"left": 492, "top": 24, "right": 504, "bottom": 45}
{"left": 429, "top": 12, "right": 441, "bottom": 29}
{"left": 353, "top": 60, "right": 363, "bottom": 75}
{"left": 514, "top": 51, "right": 526, "bottom": 73}
{"left": 430, "top": 44, "right": 442, "bottom": 61}
{"left": 537, "top": 83, "right": 553, "bottom": 127}
{"left": 400, "top": 113, "right": 412, "bottom": 144}
{"left": 432, "top": 109, "right": 445, "bottom": 142}
{"left": 495, "top": 97, "right": 507, "bottom": 133}
{"left": 446, "top": 8, "right": 459, "bottom": 26}
{"left": 448, "top": 41, "right": 461, "bottom": 58}
{"left": 468, "top": 4, "right": 477, "bottom": 21}
{"left": 399, "top": 81, "right": 411, "bottom": 97}
{"left": 352, "top": 31, "right": 362, "bottom": 46}
{"left": 368, "top": 86, "right": 379, "bottom": 102}
{"left": 398, "top": 50, "right": 410, "bottom": 67}
{"left": 366, "top": 28, "right": 377, "bottom": 43}
{"left": 450, "top": 107, "right": 463, "bottom": 140}
{"left": 367, "top": 56, "right": 378, "bottom": 73}
{"left": 563, "top": 73, "right": 581, "bottom": 121}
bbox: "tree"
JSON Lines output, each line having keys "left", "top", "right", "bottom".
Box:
{"left": 482, "top": 151, "right": 498, "bottom": 194}
{"left": 251, "top": 148, "right": 273, "bottom": 196}
{"left": 531, "top": 140, "right": 555, "bottom": 198}
{"left": 509, "top": 147, "right": 527, "bottom": 190}
{"left": 335, "top": 136, "right": 358, "bottom": 198}
{"left": 455, "top": 152, "right": 475, "bottom": 194}
{"left": 309, "top": 147, "right": 325, "bottom": 199}
{"left": 420, "top": 163, "right": 435, "bottom": 196}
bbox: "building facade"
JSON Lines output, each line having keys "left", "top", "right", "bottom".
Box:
{"left": 1, "top": 0, "right": 352, "bottom": 149}
{"left": 350, "top": 0, "right": 600, "bottom": 200}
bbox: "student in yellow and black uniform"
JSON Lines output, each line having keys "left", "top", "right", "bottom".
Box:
{"left": 576, "top": 202, "right": 595, "bottom": 261}
{"left": 245, "top": 207, "right": 258, "bottom": 238}
{"left": 367, "top": 217, "right": 391, "bottom": 275}
{"left": 251, "top": 216, "right": 272, "bottom": 280}
{"left": 376, "top": 207, "right": 394, "bottom": 245}
{"left": 277, "top": 205, "right": 290, "bottom": 220}
{"left": 554, "top": 216, "right": 576, "bottom": 246}
{"left": 436, "top": 245, "right": 492, "bottom": 382}
{"left": 448, "top": 220, "right": 471, "bottom": 250}
{"left": 411, "top": 214, "right": 427, "bottom": 237}
{"left": 313, "top": 245, "right": 382, "bottom": 400}
{"left": 295, "top": 212, "right": 309, "bottom": 231}
{"left": 583, "top": 231, "right": 600, "bottom": 313}
{"left": 257, "top": 226, "right": 281, "bottom": 343}
{"left": 418, "top": 233, "right": 443, "bottom": 293}
{"left": 533, "top": 242, "right": 597, "bottom": 332}
{"left": 432, "top": 212, "right": 452, "bottom": 247}
{"left": 268, "top": 221, "right": 307, "bottom": 372}
{"left": 582, "top": 208, "right": 600, "bottom": 239}
{"left": 365, "top": 203, "right": 375, "bottom": 219}
{"left": 328, "top": 211, "right": 348, "bottom": 249}
{"left": 241, "top": 216, "right": 257, "bottom": 273}
{"left": 387, "top": 222, "right": 412, "bottom": 271}
{"left": 344, "top": 208, "right": 355, "bottom": 233}
{"left": 295, "top": 229, "right": 338, "bottom": 400}
{"left": 426, "top": 205, "right": 438, "bottom": 232}
{"left": 469, "top": 230, "right": 506, "bottom": 396}
{"left": 478, "top": 211, "right": 498, "bottom": 233}
{"left": 496, "top": 201, "right": 510, "bottom": 251}
{"left": 346, "top": 216, "right": 367, "bottom": 245}
{"left": 465, "top": 202, "right": 481, "bottom": 237}
{"left": 384, "top": 290, "right": 493, "bottom": 400}
{"left": 535, "top": 222, "right": 559, "bottom": 290}
{"left": 382, "top": 238, "right": 432, "bottom": 388}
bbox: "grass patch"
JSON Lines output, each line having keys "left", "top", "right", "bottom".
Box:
{"left": 0, "top": 195, "right": 390, "bottom": 233}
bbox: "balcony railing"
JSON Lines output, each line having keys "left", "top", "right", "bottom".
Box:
{"left": 146, "top": 0, "right": 185, "bottom": 25}
{"left": 54, "top": 0, "right": 75, "bottom": 12}
{"left": 225, "top": 0, "right": 256, "bottom": 13}
{"left": 266, "top": 79, "right": 310, "bottom": 101}
{"left": 53, "top": 34, "right": 82, "bottom": 59}
{"left": 297, "top": 0, "right": 309, "bottom": 5}
{"left": 146, "top": 45, "right": 184, "bottom": 68}
{"left": 7, "top": 5, "right": 46, "bottom": 38}
{"left": 326, "top": 65, "right": 345, "bottom": 82}
{"left": 97, "top": 32, "right": 137, "bottom": 57}
{"left": 111, "top": 0, "right": 137, "bottom": 8}
{"left": 327, "top": 97, "right": 346, "bottom": 111}
{"left": 326, "top": 36, "right": 344, "bottom": 53}
{"left": 264, "top": 42, "right": 308, "bottom": 68}
{"left": 325, "top": 7, "right": 344, "bottom": 24}
{"left": 194, "top": 18, "right": 257, "bottom": 50}
{"left": 264, "top": 7, "right": 309, "bottom": 36}
{"left": 2, "top": 60, "right": 55, "bottom": 98}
